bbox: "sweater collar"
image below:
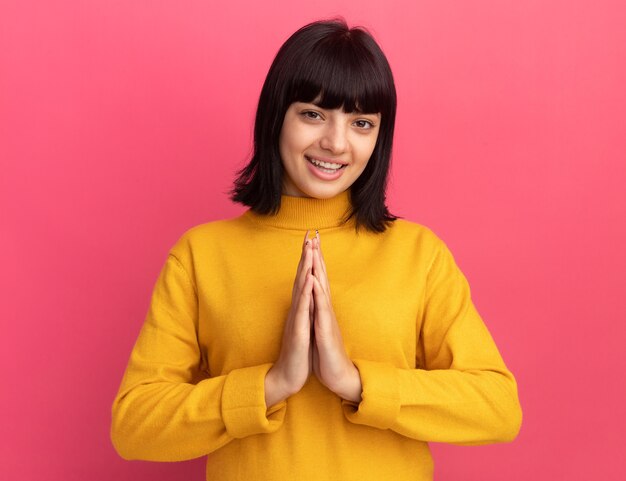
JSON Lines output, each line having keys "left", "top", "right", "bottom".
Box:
{"left": 244, "top": 190, "right": 355, "bottom": 230}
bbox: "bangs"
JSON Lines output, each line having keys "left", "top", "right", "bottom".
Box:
{"left": 286, "top": 37, "right": 393, "bottom": 115}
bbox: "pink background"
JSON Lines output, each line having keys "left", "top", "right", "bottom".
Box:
{"left": 2, "top": 0, "right": 625, "bottom": 479}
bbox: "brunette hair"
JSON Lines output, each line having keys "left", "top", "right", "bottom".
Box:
{"left": 230, "top": 18, "right": 398, "bottom": 232}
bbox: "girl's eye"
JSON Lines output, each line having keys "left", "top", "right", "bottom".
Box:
{"left": 302, "top": 111, "right": 322, "bottom": 120}
{"left": 354, "top": 119, "right": 375, "bottom": 129}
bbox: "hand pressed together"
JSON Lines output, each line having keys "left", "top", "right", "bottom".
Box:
{"left": 264, "top": 230, "right": 314, "bottom": 407}
{"left": 265, "top": 230, "right": 362, "bottom": 408}
{"left": 310, "top": 232, "right": 362, "bottom": 403}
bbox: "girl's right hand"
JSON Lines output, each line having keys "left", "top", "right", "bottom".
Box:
{"left": 264, "top": 230, "right": 314, "bottom": 408}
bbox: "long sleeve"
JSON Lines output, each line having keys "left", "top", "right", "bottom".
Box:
{"left": 342, "top": 238, "right": 522, "bottom": 445}
{"left": 110, "top": 253, "right": 286, "bottom": 462}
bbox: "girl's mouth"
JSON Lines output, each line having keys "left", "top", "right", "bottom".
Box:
{"left": 305, "top": 156, "right": 347, "bottom": 174}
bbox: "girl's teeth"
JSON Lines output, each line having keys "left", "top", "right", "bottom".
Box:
{"left": 307, "top": 157, "right": 343, "bottom": 170}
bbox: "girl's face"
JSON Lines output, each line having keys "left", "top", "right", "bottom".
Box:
{"left": 278, "top": 101, "right": 381, "bottom": 199}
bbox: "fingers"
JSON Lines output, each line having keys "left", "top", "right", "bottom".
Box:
{"left": 296, "top": 268, "right": 314, "bottom": 317}
{"left": 311, "top": 272, "right": 331, "bottom": 314}
{"left": 294, "top": 229, "right": 310, "bottom": 278}
{"left": 315, "top": 230, "right": 328, "bottom": 278}
{"left": 311, "top": 236, "right": 331, "bottom": 301}
{"left": 281, "top": 266, "right": 312, "bottom": 359}
{"left": 293, "top": 230, "right": 313, "bottom": 298}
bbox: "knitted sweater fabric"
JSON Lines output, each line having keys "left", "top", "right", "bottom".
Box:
{"left": 111, "top": 190, "right": 522, "bottom": 480}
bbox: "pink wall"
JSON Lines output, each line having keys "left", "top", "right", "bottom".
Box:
{"left": 2, "top": 0, "right": 625, "bottom": 479}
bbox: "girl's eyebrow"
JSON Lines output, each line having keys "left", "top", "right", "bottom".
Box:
{"left": 348, "top": 111, "right": 381, "bottom": 118}
{"left": 294, "top": 101, "right": 322, "bottom": 108}
{"left": 300, "top": 102, "right": 380, "bottom": 116}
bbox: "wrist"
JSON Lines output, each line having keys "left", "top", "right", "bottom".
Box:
{"left": 336, "top": 363, "right": 363, "bottom": 403}
{"left": 264, "top": 366, "right": 293, "bottom": 408}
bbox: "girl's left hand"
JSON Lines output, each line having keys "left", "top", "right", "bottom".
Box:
{"left": 310, "top": 232, "right": 362, "bottom": 403}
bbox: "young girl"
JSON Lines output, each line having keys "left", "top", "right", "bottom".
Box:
{"left": 111, "top": 19, "right": 522, "bottom": 480}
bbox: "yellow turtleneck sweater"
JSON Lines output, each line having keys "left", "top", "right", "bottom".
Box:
{"left": 111, "top": 190, "right": 522, "bottom": 480}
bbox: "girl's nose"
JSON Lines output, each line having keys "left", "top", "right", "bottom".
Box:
{"left": 319, "top": 122, "right": 348, "bottom": 154}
